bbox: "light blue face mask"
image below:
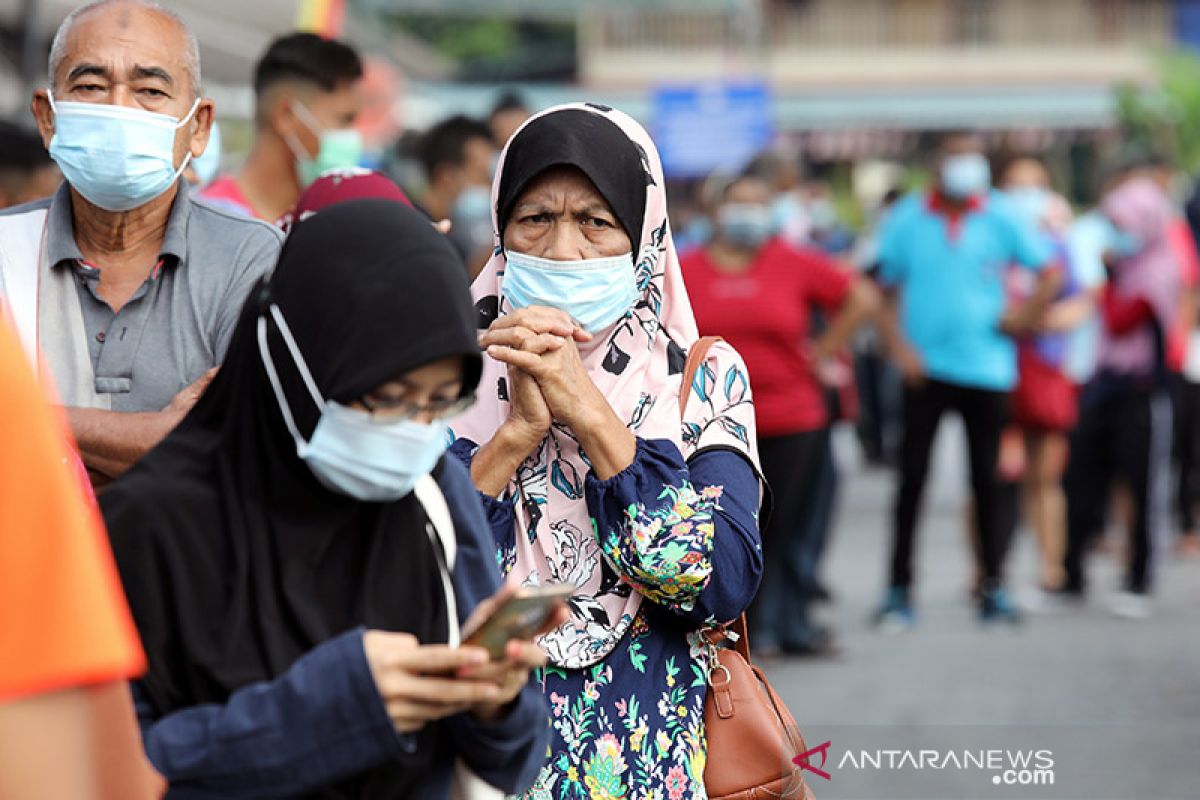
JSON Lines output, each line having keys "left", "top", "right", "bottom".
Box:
{"left": 48, "top": 91, "right": 199, "bottom": 211}
{"left": 257, "top": 304, "right": 448, "bottom": 502}
{"left": 940, "top": 153, "right": 991, "bottom": 200}
{"left": 771, "top": 193, "right": 804, "bottom": 231}
{"left": 190, "top": 119, "right": 222, "bottom": 186}
{"left": 501, "top": 250, "right": 640, "bottom": 334}
{"left": 1004, "top": 186, "right": 1050, "bottom": 227}
{"left": 718, "top": 202, "right": 775, "bottom": 249}
{"left": 453, "top": 185, "right": 493, "bottom": 227}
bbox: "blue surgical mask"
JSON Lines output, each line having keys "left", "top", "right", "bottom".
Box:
{"left": 190, "top": 120, "right": 222, "bottom": 186}
{"left": 718, "top": 202, "right": 775, "bottom": 249}
{"left": 806, "top": 197, "right": 839, "bottom": 232}
{"left": 501, "top": 250, "right": 639, "bottom": 334}
{"left": 48, "top": 91, "right": 199, "bottom": 211}
{"left": 1004, "top": 186, "right": 1050, "bottom": 227}
{"left": 257, "top": 304, "right": 448, "bottom": 502}
{"left": 940, "top": 153, "right": 991, "bottom": 200}
{"left": 453, "top": 185, "right": 494, "bottom": 228}
{"left": 771, "top": 193, "right": 804, "bottom": 230}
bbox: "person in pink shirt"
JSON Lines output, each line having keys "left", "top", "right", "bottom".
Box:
{"left": 201, "top": 33, "right": 363, "bottom": 223}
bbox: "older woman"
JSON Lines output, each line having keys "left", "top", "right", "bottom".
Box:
{"left": 449, "top": 104, "right": 763, "bottom": 798}
{"left": 101, "top": 201, "right": 551, "bottom": 798}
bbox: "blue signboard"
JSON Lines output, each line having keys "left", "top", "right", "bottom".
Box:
{"left": 652, "top": 81, "right": 773, "bottom": 178}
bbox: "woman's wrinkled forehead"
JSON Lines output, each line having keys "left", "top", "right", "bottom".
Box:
{"left": 512, "top": 165, "right": 615, "bottom": 214}
{"left": 496, "top": 107, "right": 649, "bottom": 248}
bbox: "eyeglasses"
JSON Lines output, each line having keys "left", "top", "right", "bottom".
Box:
{"left": 358, "top": 393, "right": 476, "bottom": 423}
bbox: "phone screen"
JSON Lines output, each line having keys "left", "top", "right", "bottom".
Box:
{"left": 464, "top": 585, "right": 572, "bottom": 659}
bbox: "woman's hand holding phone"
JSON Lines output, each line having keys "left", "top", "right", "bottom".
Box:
{"left": 457, "top": 585, "right": 571, "bottom": 722}
{"left": 363, "top": 585, "right": 568, "bottom": 731}
{"left": 362, "top": 631, "right": 497, "bottom": 733}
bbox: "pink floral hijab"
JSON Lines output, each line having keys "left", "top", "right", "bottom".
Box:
{"left": 450, "top": 103, "right": 760, "bottom": 668}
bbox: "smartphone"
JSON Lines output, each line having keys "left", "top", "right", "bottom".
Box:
{"left": 463, "top": 584, "right": 574, "bottom": 660}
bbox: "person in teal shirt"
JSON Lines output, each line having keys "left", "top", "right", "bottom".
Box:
{"left": 875, "top": 131, "right": 1061, "bottom": 628}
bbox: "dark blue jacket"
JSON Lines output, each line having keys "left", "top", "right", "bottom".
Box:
{"left": 132, "top": 457, "right": 551, "bottom": 799}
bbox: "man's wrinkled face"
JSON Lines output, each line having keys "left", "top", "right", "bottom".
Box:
{"left": 31, "top": 2, "right": 213, "bottom": 168}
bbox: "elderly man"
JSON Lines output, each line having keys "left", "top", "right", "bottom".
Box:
{"left": 0, "top": 0, "right": 281, "bottom": 485}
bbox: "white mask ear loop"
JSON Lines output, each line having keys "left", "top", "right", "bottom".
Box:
{"left": 291, "top": 100, "right": 324, "bottom": 138}
{"left": 171, "top": 98, "right": 202, "bottom": 181}
{"left": 257, "top": 303, "right": 328, "bottom": 449}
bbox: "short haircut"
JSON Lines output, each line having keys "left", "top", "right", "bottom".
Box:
{"left": 997, "top": 154, "right": 1048, "bottom": 183}
{"left": 723, "top": 171, "right": 770, "bottom": 202}
{"left": 938, "top": 129, "right": 982, "bottom": 149}
{"left": 253, "top": 32, "right": 363, "bottom": 98}
{"left": 48, "top": 0, "right": 201, "bottom": 96}
{"left": 417, "top": 115, "right": 494, "bottom": 181}
{"left": 490, "top": 89, "right": 529, "bottom": 118}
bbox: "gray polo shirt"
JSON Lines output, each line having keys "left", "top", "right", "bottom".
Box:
{"left": 10, "top": 182, "right": 282, "bottom": 412}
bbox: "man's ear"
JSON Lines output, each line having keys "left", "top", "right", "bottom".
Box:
{"left": 268, "top": 90, "right": 299, "bottom": 139}
{"left": 31, "top": 89, "right": 55, "bottom": 149}
{"left": 188, "top": 99, "right": 215, "bottom": 159}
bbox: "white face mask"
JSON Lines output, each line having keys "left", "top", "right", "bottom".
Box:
{"left": 501, "top": 249, "right": 640, "bottom": 334}
{"left": 47, "top": 91, "right": 199, "bottom": 211}
{"left": 257, "top": 304, "right": 448, "bottom": 502}
{"left": 940, "top": 153, "right": 991, "bottom": 200}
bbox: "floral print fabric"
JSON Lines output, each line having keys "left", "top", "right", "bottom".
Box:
{"left": 526, "top": 609, "right": 711, "bottom": 800}
{"left": 446, "top": 440, "right": 764, "bottom": 800}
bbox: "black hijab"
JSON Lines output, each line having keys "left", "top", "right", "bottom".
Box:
{"left": 496, "top": 107, "right": 648, "bottom": 247}
{"left": 101, "top": 200, "right": 482, "bottom": 799}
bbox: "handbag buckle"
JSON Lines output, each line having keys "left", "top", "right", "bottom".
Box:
{"left": 707, "top": 662, "right": 732, "bottom": 687}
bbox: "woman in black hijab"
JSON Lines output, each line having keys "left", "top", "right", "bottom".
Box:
{"left": 101, "top": 200, "right": 551, "bottom": 799}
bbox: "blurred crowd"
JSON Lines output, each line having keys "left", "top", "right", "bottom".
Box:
{"left": 674, "top": 131, "right": 1200, "bottom": 656}
{"left": 2, "top": 1, "right": 1199, "bottom": 798}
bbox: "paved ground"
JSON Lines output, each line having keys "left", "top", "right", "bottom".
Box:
{"left": 761, "top": 422, "right": 1200, "bottom": 800}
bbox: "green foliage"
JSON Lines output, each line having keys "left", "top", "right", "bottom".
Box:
{"left": 391, "top": 15, "right": 519, "bottom": 61}
{"left": 1114, "top": 48, "right": 1200, "bottom": 172}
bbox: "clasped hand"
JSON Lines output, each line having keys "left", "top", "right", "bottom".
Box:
{"left": 479, "top": 306, "right": 607, "bottom": 441}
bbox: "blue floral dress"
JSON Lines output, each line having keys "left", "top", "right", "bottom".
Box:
{"left": 452, "top": 438, "right": 762, "bottom": 800}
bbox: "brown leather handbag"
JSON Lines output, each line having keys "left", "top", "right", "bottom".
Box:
{"left": 701, "top": 618, "right": 814, "bottom": 800}
{"left": 679, "top": 337, "right": 815, "bottom": 800}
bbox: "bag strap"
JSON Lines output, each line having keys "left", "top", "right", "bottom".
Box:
{"left": 678, "top": 335, "right": 723, "bottom": 415}
{"left": 680, "top": 336, "right": 753, "bottom": 664}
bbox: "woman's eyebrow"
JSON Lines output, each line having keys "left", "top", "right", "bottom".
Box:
{"left": 575, "top": 203, "right": 615, "bottom": 217}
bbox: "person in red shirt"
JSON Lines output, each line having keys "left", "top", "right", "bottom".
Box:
{"left": 682, "top": 173, "right": 879, "bottom": 655}
{"left": 0, "top": 315, "right": 161, "bottom": 799}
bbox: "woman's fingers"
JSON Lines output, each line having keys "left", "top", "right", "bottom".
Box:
{"left": 479, "top": 326, "right": 567, "bottom": 355}
{"left": 377, "top": 671, "right": 501, "bottom": 705}
{"left": 488, "top": 306, "right": 591, "bottom": 341}
{"left": 489, "top": 307, "right": 575, "bottom": 336}
{"left": 486, "top": 345, "right": 548, "bottom": 376}
{"left": 502, "top": 639, "right": 549, "bottom": 669}
{"left": 376, "top": 641, "right": 489, "bottom": 673}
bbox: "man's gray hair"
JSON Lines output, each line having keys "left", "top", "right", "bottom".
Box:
{"left": 48, "top": 0, "right": 202, "bottom": 96}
